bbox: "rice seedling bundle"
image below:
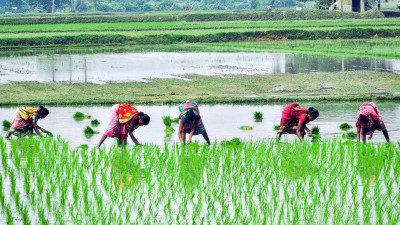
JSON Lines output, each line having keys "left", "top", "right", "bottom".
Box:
{"left": 162, "top": 116, "right": 173, "bottom": 127}
{"left": 2, "top": 120, "right": 11, "bottom": 128}
{"left": 0, "top": 135, "right": 398, "bottom": 223}
{"left": 73, "top": 112, "right": 91, "bottom": 121}
{"left": 254, "top": 112, "right": 263, "bottom": 121}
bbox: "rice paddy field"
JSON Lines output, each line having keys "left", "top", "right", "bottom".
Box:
{"left": 0, "top": 135, "right": 399, "bottom": 224}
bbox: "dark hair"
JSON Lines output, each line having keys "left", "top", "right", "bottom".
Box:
{"left": 186, "top": 109, "right": 200, "bottom": 123}
{"left": 139, "top": 112, "right": 150, "bottom": 125}
{"left": 359, "top": 114, "right": 368, "bottom": 122}
{"left": 308, "top": 107, "right": 319, "bottom": 118}
{"left": 38, "top": 106, "right": 49, "bottom": 117}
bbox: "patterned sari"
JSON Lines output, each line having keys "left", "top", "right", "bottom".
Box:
{"left": 8, "top": 107, "right": 39, "bottom": 137}
{"left": 104, "top": 103, "right": 139, "bottom": 139}
{"left": 179, "top": 101, "right": 206, "bottom": 135}
{"left": 356, "top": 102, "right": 386, "bottom": 136}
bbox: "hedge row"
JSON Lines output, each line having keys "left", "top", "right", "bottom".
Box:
{"left": 0, "top": 10, "right": 380, "bottom": 25}
{"left": 0, "top": 28, "right": 398, "bottom": 47}
{"left": 0, "top": 34, "right": 131, "bottom": 46}
{"left": 135, "top": 28, "right": 400, "bottom": 44}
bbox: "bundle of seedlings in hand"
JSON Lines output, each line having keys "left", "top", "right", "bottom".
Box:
{"left": 273, "top": 125, "right": 281, "bottom": 131}
{"left": 311, "top": 126, "right": 321, "bottom": 141}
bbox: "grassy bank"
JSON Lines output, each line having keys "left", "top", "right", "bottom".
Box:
{"left": 0, "top": 10, "right": 381, "bottom": 25}
{"left": 0, "top": 136, "right": 399, "bottom": 223}
{"left": 0, "top": 71, "right": 399, "bottom": 105}
{"left": 0, "top": 13, "right": 398, "bottom": 48}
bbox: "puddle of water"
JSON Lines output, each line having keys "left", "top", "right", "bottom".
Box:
{"left": 0, "top": 103, "right": 398, "bottom": 148}
{"left": 0, "top": 52, "right": 399, "bottom": 84}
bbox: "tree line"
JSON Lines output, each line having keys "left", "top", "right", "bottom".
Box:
{"left": 0, "top": 0, "right": 308, "bottom": 14}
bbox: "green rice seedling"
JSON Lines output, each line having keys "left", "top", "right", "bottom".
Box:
{"left": 164, "top": 126, "right": 175, "bottom": 136}
{"left": 73, "top": 112, "right": 91, "bottom": 121}
{"left": 254, "top": 112, "right": 263, "bottom": 122}
{"left": 91, "top": 119, "right": 100, "bottom": 127}
{"left": 172, "top": 117, "right": 179, "bottom": 123}
{"left": 342, "top": 131, "right": 357, "bottom": 139}
{"left": 84, "top": 126, "right": 99, "bottom": 138}
{"left": 339, "top": 123, "right": 353, "bottom": 131}
{"left": 220, "top": 138, "right": 241, "bottom": 146}
{"left": 163, "top": 115, "right": 173, "bottom": 127}
{"left": 273, "top": 125, "right": 280, "bottom": 131}
{"left": 2, "top": 120, "right": 11, "bottom": 128}
{"left": 240, "top": 125, "right": 253, "bottom": 130}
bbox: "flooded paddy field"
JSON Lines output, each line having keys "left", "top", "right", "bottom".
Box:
{"left": 1, "top": 52, "right": 400, "bottom": 84}
{"left": 1, "top": 103, "right": 399, "bottom": 148}
{"left": 0, "top": 116, "right": 399, "bottom": 223}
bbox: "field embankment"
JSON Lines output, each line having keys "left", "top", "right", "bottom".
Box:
{"left": 0, "top": 71, "right": 399, "bottom": 105}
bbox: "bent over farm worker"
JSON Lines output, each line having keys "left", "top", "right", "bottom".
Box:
{"left": 5, "top": 106, "right": 50, "bottom": 138}
{"left": 276, "top": 103, "right": 319, "bottom": 141}
{"left": 178, "top": 100, "right": 211, "bottom": 145}
{"left": 356, "top": 101, "right": 389, "bottom": 143}
{"left": 97, "top": 103, "right": 150, "bottom": 148}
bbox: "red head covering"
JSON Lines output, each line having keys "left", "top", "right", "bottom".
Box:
{"left": 118, "top": 103, "right": 139, "bottom": 124}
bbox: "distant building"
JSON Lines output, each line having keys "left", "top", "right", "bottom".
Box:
{"left": 337, "top": 0, "right": 366, "bottom": 12}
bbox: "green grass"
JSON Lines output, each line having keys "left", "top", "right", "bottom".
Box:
{"left": 240, "top": 125, "right": 253, "bottom": 130}
{"left": 0, "top": 70, "right": 399, "bottom": 105}
{"left": 0, "top": 136, "right": 398, "bottom": 223}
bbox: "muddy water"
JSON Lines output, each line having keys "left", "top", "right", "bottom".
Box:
{"left": 0, "top": 103, "right": 399, "bottom": 148}
{"left": 0, "top": 52, "right": 399, "bottom": 84}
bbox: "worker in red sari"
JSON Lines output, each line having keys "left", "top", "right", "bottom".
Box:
{"left": 276, "top": 103, "right": 319, "bottom": 141}
{"left": 98, "top": 103, "right": 150, "bottom": 148}
{"left": 356, "top": 102, "right": 389, "bottom": 143}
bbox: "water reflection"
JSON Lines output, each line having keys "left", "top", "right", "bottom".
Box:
{"left": 0, "top": 52, "right": 399, "bottom": 84}
{"left": 0, "top": 103, "right": 399, "bottom": 148}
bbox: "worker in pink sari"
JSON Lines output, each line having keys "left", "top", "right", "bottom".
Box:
{"left": 98, "top": 103, "right": 150, "bottom": 148}
{"left": 276, "top": 103, "right": 319, "bottom": 141}
{"left": 356, "top": 102, "right": 389, "bottom": 143}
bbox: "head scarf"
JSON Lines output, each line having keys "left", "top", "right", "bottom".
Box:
{"left": 118, "top": 103, "right": 139, "bottom": 124}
